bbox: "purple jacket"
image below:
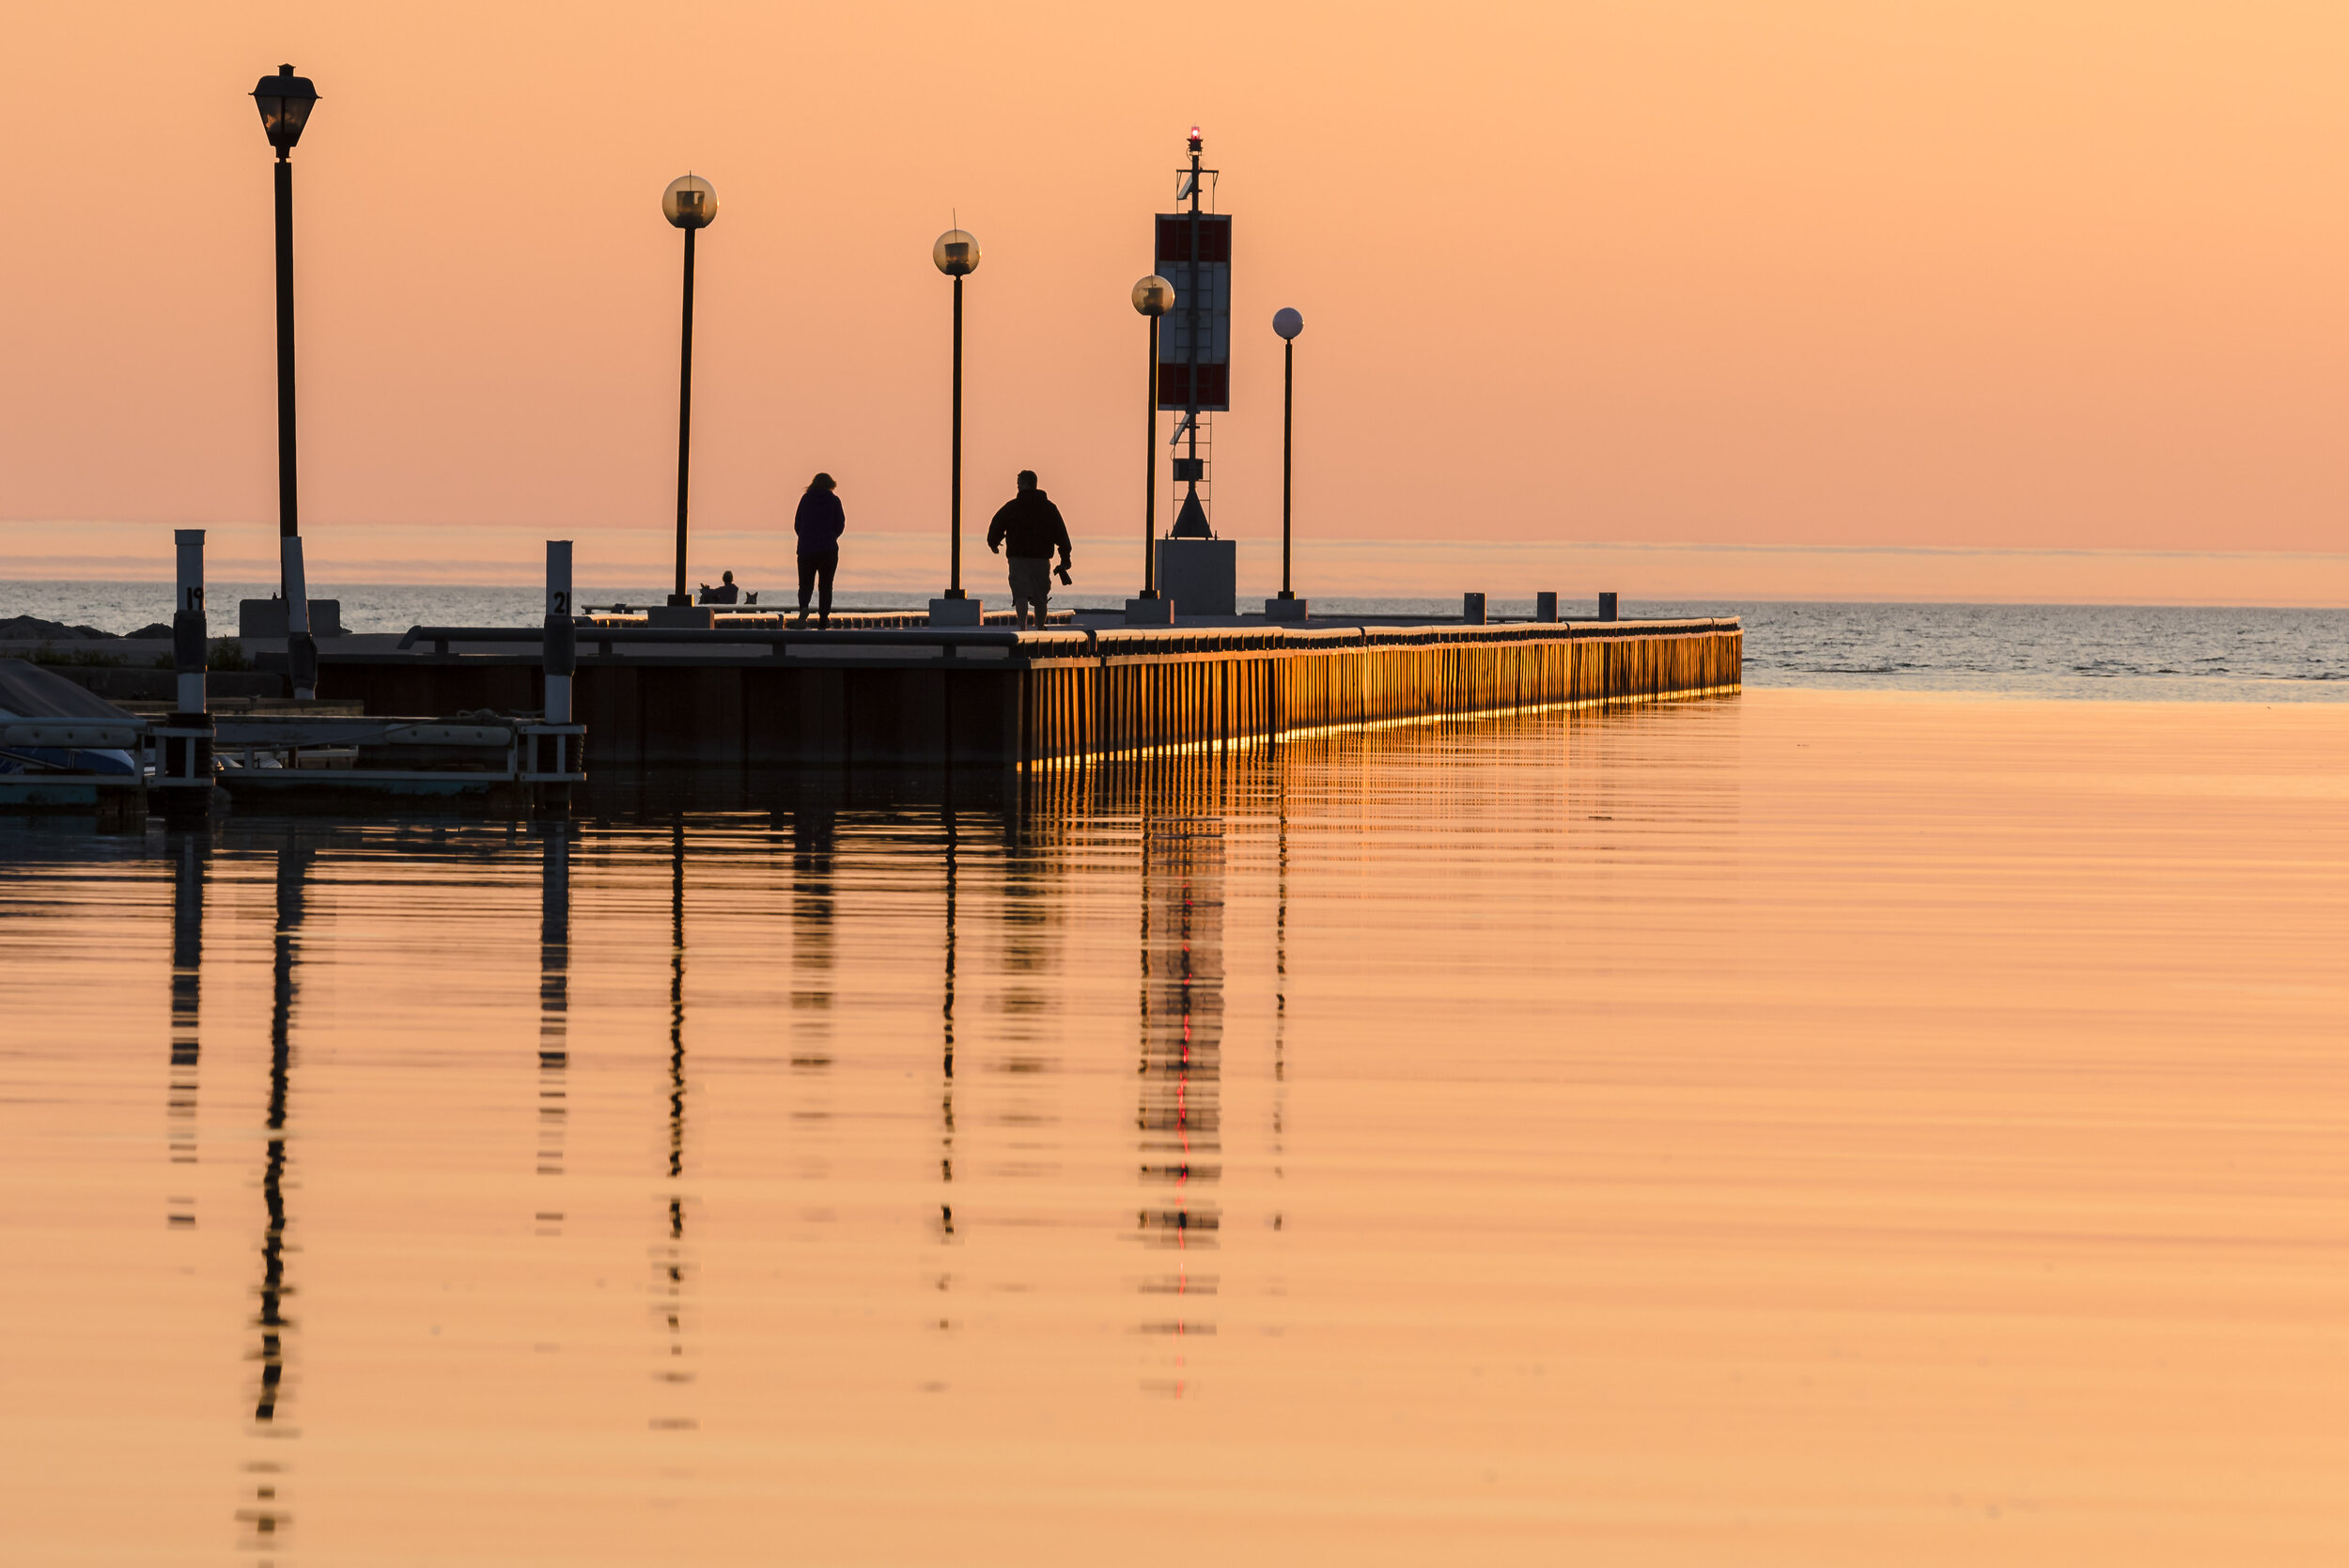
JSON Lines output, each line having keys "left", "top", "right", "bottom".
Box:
{"left": 794, "top": 489, "right": 845, "bottom": 554}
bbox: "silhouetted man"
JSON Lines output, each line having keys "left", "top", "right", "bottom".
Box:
{"left": 794, "top": 473, "right": 846, "bottom": 628}
{"left": 986, "top": 471, "right": 1072, "bottom": 629}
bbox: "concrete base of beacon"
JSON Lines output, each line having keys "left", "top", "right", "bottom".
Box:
{"left": 928, "top": 597, "right": 985, "bottom": 627}
{"left": 1156, "top": 537, "right": 1237, "bottom": 616}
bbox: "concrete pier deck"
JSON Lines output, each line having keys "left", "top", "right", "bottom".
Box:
{"left": 315, "top": 613, "right": 1742, "bottom": 770}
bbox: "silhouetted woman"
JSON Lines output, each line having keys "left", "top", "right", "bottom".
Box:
{"left": 793, "top": 473, "right": 845, "bottom": 629}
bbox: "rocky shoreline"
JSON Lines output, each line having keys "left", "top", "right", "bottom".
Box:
{"left": 0, "top": 614, "right": 174, "bottom": 642}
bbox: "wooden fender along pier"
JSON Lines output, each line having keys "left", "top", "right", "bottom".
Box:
{"left": 319, "top": 617, "right": 1741, "bottom": 770}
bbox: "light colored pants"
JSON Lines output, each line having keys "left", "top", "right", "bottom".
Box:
{"left": 1007, "top": 556, "right": 1052, "bottom": 617}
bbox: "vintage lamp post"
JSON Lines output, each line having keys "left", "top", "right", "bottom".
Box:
{"left": 662, "top": 175, "right": 718, "bottom": 607}
{"left": 932, "top": 228, "right": 981, "bottom": 622}
{"left": 249, "top": 64, "right": 320, "bottom": 697}
{"left": 1129, "top": 274, "right": 1175, "bottom": 608}
{"left": 1267, "top": 306, "right": 1307, "bottom": 619}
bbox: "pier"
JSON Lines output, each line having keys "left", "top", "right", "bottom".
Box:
{"left": 318, "top": 614, "right": 1742, "bottom": 771}
{"left": 8, "top": 528, "right": 1737, "bottom": 823}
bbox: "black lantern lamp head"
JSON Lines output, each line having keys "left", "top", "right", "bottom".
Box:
{"left": 251, "top": 64, "right": 319, "bottom": 156}
{"left": 1187, "top": 123, "right": 1203, "bottom": 154}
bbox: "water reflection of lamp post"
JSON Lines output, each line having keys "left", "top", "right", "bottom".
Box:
{"left": 940, "top": 805, "right": 958, "bottom": 1237}
{"left": 667, "top": 821, "right": 688, "bottom": 1183}
{"left": 1268, "top": 308, "right": 1306, "bottom": 619}
{"left": 1130, "top": 275, "right": 1176, "bottom": 608}
{"left": 933, "top": 230, "right": 982, "bottom": 617}
{"left": 649, "top": 823, "right": 694, "bottom": 1433}
{"left": 249, "top": 64, "right": 320, "bottom": 698}
{"left": 662, "top": 176, "right": 719, "bottom": 607}
{"left": 240, "top": 835, "right": 310, "bottom": 1549}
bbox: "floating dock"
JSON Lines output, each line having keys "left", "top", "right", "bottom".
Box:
{"left": 319, "top": 616, "right": 1741, "bottom": 770}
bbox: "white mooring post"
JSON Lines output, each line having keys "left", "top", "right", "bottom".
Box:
{"left": 174, "top": 530, "right": 208, "bottom": 716}
{"left": 535, "top": 539, "right": 578, "bottom": 820}
{"left": 160, "top": 528, "right": 216, "bottom": 821}
{"left": 544, "top": 540, "right": 575, "bottom": 726}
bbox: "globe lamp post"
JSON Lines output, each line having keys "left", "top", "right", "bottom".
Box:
{"left": 662, "top": 175, "right": 718, "bottom": 607}
{"left": 250, "top": 63, "right": 320, "bottom": 696}
{"left": 933, "top": 228, "right": 981, "bottom": 599}
{"left": 1272, "top": 307, "right": 1304, "bottom": 605}
{"left": 1131, "top": 275, "right": 1175, "bottom": 598}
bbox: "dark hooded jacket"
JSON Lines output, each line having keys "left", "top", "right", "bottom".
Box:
{"left": 987, "top": 489, "right": 1072, "bottom": 561}
{"left": 794, "top": 489, "right": 846, "bottom": 555}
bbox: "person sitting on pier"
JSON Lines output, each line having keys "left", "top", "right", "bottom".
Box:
{"left": 986, "top": 470, "right": 1073, "bottom": 629}
{"left": 793, "top": 473, "right": 846, "bottom": 629}
{"left": 697, "top": 570, "right": 741, "bottom": 605}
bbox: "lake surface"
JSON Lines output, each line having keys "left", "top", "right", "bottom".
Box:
{"left": 5, "top": 690, "right": 2347, "bottom": 1562}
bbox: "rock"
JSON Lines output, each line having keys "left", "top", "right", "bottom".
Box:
{"left": 0, "top": 614, "right": 115, "bottom": 641}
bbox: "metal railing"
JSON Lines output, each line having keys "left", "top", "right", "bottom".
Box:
{"left": 210, "top": 715, "right": 584, "bottom": 787}
{"left": 0, "top": 715, "right": 585, "bottom": 806}
{"left": 397, "top": 623, "right": 1095, "bottom": 658}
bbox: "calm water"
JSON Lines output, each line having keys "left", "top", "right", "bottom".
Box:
{"left": 5, "top": 690, "right": 2347, "bottom": 1562}
{"left": 6, "top": 580, "right": 2343, "bottom": 700}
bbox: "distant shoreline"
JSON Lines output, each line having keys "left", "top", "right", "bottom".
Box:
{"left": 5, "top": 529, "right": 2347, "bottom": 611}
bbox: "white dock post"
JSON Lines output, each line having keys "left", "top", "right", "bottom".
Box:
{"left": 161, "top": 528, "right": 215, "bottom": 821}
{"left": 282, "top": 535, "right": 317, "bottom": 700}
{"left": 537, "top": 540, "right": 577, "bottom": 818}
{"left": 544, "top": 541, "right": 575, "bottom": 725}
{"left": 174, "top": 530, "right": 208, "bottom": 716}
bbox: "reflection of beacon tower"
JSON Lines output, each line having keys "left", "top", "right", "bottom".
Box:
{"left": 1154, "top": 126, "right": 1237, "bottom": 614}
{"left": 1136, "top": 814, "right": 1224, "bottom": 1386}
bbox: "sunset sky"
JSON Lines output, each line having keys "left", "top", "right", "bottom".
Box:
{"left": 2, "top": 3, "right": 2343, "bottom": 598}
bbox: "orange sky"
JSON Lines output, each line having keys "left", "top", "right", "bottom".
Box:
{"left": 2, "top": 2, "right": 2344, "bottom": 591}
